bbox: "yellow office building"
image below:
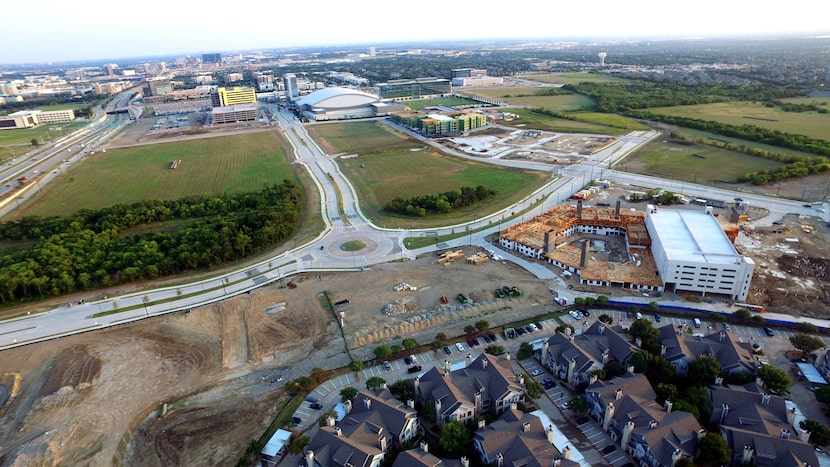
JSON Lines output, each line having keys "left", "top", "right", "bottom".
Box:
{"left": 211, "top": 86, "right": 256, "bottom": 107}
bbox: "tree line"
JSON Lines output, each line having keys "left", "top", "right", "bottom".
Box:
{"left": 564, "top": 81, "right": 803, "bottom": 114}
{"left": 0, "top": 181, "right": 302, "bottom": 304}
{"left": 384, "top": 185, "right": 496, "bottom": 217}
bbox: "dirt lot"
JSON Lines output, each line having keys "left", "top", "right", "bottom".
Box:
{"left": 0, "top": 247, "right": 557, "bottom": 466}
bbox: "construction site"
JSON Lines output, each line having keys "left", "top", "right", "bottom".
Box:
{"left": 439, "top": 127, "right": 617, "bottom": 164}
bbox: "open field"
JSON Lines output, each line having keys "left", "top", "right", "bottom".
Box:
{"left": 649, "top": 101, "right": 830, "bottom": 142}
{"left": 400, "top": 96, "right": 480, "bottom": 110}
{"left": 307, "top": 121, "right": 548, "bottom": 228}
{"left": 340, "top": 148, "right": 547, "bottom": 228}
{"left": 618, "top": 137, "right": 785, "bottom": 184}
{"left": 471, "top": 88, "right": 594, "bottom": 112}
{"left": 306, "top": 121, "right": 415, "bottom": 155}
{"left": 0, "top": 121, "right": 89, "bottom": 158}
{"left": 14, "top": 130, "right": 296, "bottom": 218}
{"left": 497, "top": 109, "right": 628, "bottom": 135}
{"left": 522, "top": 72, "right": 631, "bottom": 85}
{"left": 666, "top": 127, "right": 822, "bottom": 159}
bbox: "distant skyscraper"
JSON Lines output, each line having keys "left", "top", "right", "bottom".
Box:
{"left": 104, "top": 63, "right": 117, "bottom": 76}
{"left": 202, "top": 53, "right": 222, "bottom": 64}
{"left": 284, "top": 73, "right": 299, "bottom": 102}
{"left": 368, "top": 46, "right": 376, "bottom": 57}
{"left": 598, "top": 52, "right": 607, "bottom": 67}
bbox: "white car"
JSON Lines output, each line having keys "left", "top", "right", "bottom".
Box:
{"left": 455, "top": 342, "right": 465, "bottom": 352}
{"left": 531, "top": 369, "right": 544, "bottom": 376}
{"left": 409, "top": 355, "right": 417, "bottom": 364}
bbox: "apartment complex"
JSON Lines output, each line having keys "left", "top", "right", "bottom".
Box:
{"left": 391, "top": 111, "right": 486, "bottom": 136}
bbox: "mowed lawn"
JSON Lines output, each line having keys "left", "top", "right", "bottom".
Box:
{"left": 473, "top": 87, "right": 594, "bottom": 112}
{"left": 306, "top": 121, "right": 416, "bottom": 154}
{"left": 622, "top": 139, "right": 785, "bottom": 183}
{"left": 309, "top": 121, "right": 548, "bottom": 227}
{"left": 18, "top": 131, "right": 295, "bottom": 217}
{"left": 649, "top": 101, "right": 830, "bottom": 142}
{"left": 0, "top": 121, "right": 89, "bottom": 159}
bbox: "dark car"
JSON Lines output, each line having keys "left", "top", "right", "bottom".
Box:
{"left": 764, "top": 326, "right": 775, "bottom": 337}
{"left": 482, "top": 334, "right": 492, "bottom": 343}
{"left": 334, "top": 299, "right": 350, "bottom": 307}
{"left": 534, "top": 322, "right": 543, "bottom": 330}
{"left": 310, "top": 403, "right": 323, "bottom": 410}
{"left": 576, "top": 416, "right": 591, "bottom": 425}
{"left": 654, "top": 314, "right": 662, "bottom": 322}
{"left": 601, "top": 445, "right": 617, "bottom": 455}
{"left": 291, "top": 416, "right": 302, "bottom": 424}
{"left": 582, "top": 310, "right": 590, "bottom": 317}
{"left": 488, "top": 333, "right": 496, "bottom": 342}
{"left": 495, "top": 288, "right": 505, "bottom": 298}
{"left": 443, "top": 346, "right": 452, "bottom": 355}
{"left": 407, "top": 365, "right": 423, "bottom": 373}
{"left": 516, "top": 327, "right": 525, "bottom": 335}
{"left": 472, "top": 338, "right": 480, "bottom": 346}
{"left": 404, "top": 356, "right": 412, "bottom": 364}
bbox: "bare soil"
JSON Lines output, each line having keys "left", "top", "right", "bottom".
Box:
{"left": 0, "top": 246, "right": 558, "bottom": 466}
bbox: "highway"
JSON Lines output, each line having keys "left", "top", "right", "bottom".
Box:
{"left": 1, "top": 103, "right": 827, "bottom": 350}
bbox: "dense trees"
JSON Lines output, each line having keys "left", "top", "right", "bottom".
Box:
{"left": 384, "top": 185, "right": 496, "bottom": 217}
{"left": 0, "top": 181, "right": 303, "bottom": 304}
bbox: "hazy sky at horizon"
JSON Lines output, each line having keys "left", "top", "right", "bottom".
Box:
{"left": 3, "top": 0, "right": 829, "bottom": 64}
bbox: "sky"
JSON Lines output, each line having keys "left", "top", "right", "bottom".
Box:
{"left": 3, "top": 0, "right": 829, "bottom": 64}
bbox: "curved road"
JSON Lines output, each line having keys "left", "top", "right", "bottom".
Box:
{"left": 0, "top": 108, "right": 827, "bottom": 349}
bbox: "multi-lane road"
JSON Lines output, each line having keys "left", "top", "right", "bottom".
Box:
{"left": 1, "top": 103, "right": 827, "bottom": 350}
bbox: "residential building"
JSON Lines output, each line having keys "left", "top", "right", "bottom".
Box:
{"left": 391, "top": 442, "right": 466, "bottom": 467}
{"left": 211, "top": 86, "right": 256, "bottom": 107}
{"left": 585, "top": 373, "right": 701, "bottom": 467}
{"left": 473, "top": 407, "right": 579, "bottom": 467}
{"left": 711, "top": 383, "right": 819, "bottom": 467}
{"left": 541, "top": 321, "right": 637, "bottom": 387}
{"left": 658, "top": 325, "right": 757, "bottom": 377}
{"left": 390, "top": 110, "right": 486, "bottom": 136}
{"left": 415, "top": 353, "right": 524, "bottom": 426}
{"left": 302, "top": 388, "right": 419, "bottom": 467}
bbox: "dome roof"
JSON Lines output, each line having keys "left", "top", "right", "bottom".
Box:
{"left": 295, "top": 87, "right": 379, "bottom": 109}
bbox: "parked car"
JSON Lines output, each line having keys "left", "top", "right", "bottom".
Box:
{"left": 534, "top": 322, "right": 543, "bottom": 330}
{"left": 310, "top": 403, "right": 323, "bottom": 410}
{"left": 581, "top": 310, "right": 590, "bottom": 317}
{"left": 407, "top": 365, "right": 423, "bottom": 373}
{"left": 383, "top": 360, "right": 392, "bottom": 370}
{"left": 635, "top": 312, "right": 642, "bottom": 320}
{"left": 443, "top": 346, "right": 452, "bottom": 355}
{"left": 305, "top": 396, "right": 319, "bottom": 403}
{"left": 601, "top": 445, "right": 617, "bottom": 455}
{"left": 654, "top": 313, "right": 661, "bottom": 322}
{"left": 764, "top": 327, "right": 775, "bottom": 337}
{"left": 531, "top": 369, "right": 544, "bottom": 376}
{"left": 455, "top": 342, "right": 465, "bottom": 352}
{"left": 410, "top": 354, "right": 417, "bottom": 364}
{"left": 292, "top": 416, "right": 302, "bottom": 424}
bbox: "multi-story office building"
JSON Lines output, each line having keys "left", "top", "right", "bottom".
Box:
{"left": 35, "top": 109, "right": 75, "bottom": 124}
{"left": 283, "top": 74, "right": 299, "bottom": 102}
{"left": 142, "top": 78, "right": 173, "bottom": 97}
{"left": 1, "top": 82, "right": 20, "bottom": 95}
{"left": 253, "top": 73, "right": 274, "bottom": 91}
{"left": 211, "top": 86, "right": 256, "bottom": 107}
{"left": 202, "top": 53, "right": 221, "bottom": 64}
{"left": 225, "top": 73, "right": 244, "bottom": 84}
{"left": 375, "top": 78, "right": 451, "bottom": 100}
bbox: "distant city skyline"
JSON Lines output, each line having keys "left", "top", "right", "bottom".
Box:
{"left": 3, "top": 0, "right": 830, "bottom": 64}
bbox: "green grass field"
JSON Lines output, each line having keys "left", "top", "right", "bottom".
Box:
{"left": 0, "top": 121, "right": 89, "bottom": 160}
{"left": 306, "top": 121, "right": 417, "bottom": 154}
{"left": 649, "top": 101, "right": 830, "bottom": 142}
{"left": 523, "top": 72, "right": 630, "bottom": 85}
{"left": 620, "top": 138, "right": 785, "bottom": 184}
{"left": 401, "top": 96, "right": 480, "bottom": 110}
{"left": 308, "top": 121, "right": 549, "bottom": 227}
{"left": 16, "top": 131, "right": 296, "bottom": 217}
{"left": 669, "top": 127, "right": 823, "bottom": 159}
